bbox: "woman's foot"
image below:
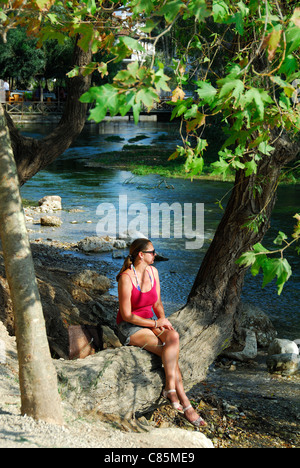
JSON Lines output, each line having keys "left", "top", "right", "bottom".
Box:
{"left": 162, "top": 389, "right": 183, "bottom": 412}
{"left": 182, "top": 404, "right": 207, "bottom": 428}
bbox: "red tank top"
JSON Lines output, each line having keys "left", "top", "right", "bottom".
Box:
{"left": 116, "top": 267, "right": 158, "bottom": 325}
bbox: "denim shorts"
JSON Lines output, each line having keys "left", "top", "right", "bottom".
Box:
{"left": 117, "top": 321, "right": 153, "bottom": 346}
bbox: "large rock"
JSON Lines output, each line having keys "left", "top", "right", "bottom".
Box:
{"left": 266, "top": 353, "right": 300, "bottom": 376}
{"left": 0, "top": 259, "right": 118, "bottom": 359}
{"left": 222, "top": 329, "right": 257, "bottom": 362}
{"left": 38, "top": 195, "right": 62, "bottom": 211}
{"left": 70, "top": 270, "right": 111, "bottom": 294}
{"left": 133, "top": 428, "right": 214, "bottom": 449}
{"left": 268, "top": 338, "right": 299, "bottom": 356}
{"left": 235, "top": 302, "right": 277, "bottom": 347}
{"left": 77, "top": 236, "right": 117, "bottom": 253}
{"left": 40, "top": 215, "right": 62, "bottom": 227}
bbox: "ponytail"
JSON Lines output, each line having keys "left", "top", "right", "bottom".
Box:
{"left": 116, "top": 255, "right": 132, "bottom": 282}
{"left": 116, "top": 238, "right": 151, "bottom": 282}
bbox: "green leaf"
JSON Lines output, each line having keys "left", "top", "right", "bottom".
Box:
{"left": 76, "top": 24, "right": 94, "bottom": 52}
{"left": 188, "top": 156, "right": 204, "bottom": 180}
{"left": 118, "top": 91, "right": 136, "bottom": 116}
{"left": 244, "top": 159, "right": 257, "bottom": 177}
{"left": 132, "top": 102, "right": 141, "bottom": 125}
{"left": 271, "top": 76, "right": 297, "bottom": 98}
{"left": 184, "top": 104, "right": 199, "bottom": 119}
{"left": 253, "top": 243, "right": 271, "bottom": 254}
{"left": 279, "top": 54, "right": 298, "bottom": 77}
{"left": 261, "top": 258, "right": 292, "bottom": 295}
{"left": 236, "top": 251, "right": 257, "bottom": 268}
{"left": 218, "top": 78, "right": 245, "bottom": 104}
{"left": 286, "top": 26, "right": 300, "bottom": 55}
{"left": 120, "top": 36, "right": 145, "bottom": 53}
{"left": 67, "top": 66, "right": 80, "bottom": 78}
{"left": 154, "top": 64, "right": 171, "bottom": 92}
{"left": 242, "top": 88, "right": 273, "bottom": 120}
{"left": 84, "top": 0, "right": 97, "bottom": 14}
{"left": 258, "top": 141, "right": 275, "bottom": 156}
{"left": 213, "top": 0, "right": 230, "bottom": 22}
{"left": 184, "top": 0, "right": 211, "bottom": 22}
{"left": 82, "top": 62, "right": 97, "bottom": 77}
{"left": 159, "top": 0, "right": 185, "bottom": 23}
{"left": 196, "top": 81, "right": 217, "bottom": 105}
{"left": 81, "top": 84, "right": 120, "bottom": 121}
{"left": 130, "top": 0, "right": 155, "bottom": 16}
{"left": 88, "top": 104, "right": 107, "bottom": 122}
{"left": 140, "top": 19, "right": 159, "bottom": 33}
{"left": 210, "top": 157, "right": 232, "bottom": 179}
{"left": 136, "top": 87, "right": 159, "bottom": 109}
{"left": 273, "top": 231, "right": 288, "bottom": 246}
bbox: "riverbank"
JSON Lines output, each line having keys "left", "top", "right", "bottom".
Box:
{"left": 1, "top": 240, "right": 299, "bottom": 448}
{"left": 82, "top": 140, "right": 300, "bottom": 184}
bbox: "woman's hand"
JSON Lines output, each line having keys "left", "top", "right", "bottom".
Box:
{"left": 156, "top": 317, "right": 174, "bottom": 330}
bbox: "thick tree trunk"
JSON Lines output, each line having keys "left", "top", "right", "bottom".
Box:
{"left": 5, "top": 38, "right": 93, "bottom": 186}
{"left": 171, "top": 133, "right": 299, "bottom": 384}
{"left": 0, "top": 105, "right": 63, "bottom": 425}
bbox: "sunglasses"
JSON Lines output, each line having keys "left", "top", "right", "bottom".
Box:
{"left": 142, "top": 249, "right": 156, "bottom": 255}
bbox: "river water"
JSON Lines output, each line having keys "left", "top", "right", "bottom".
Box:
{"left": 20, "top": 121, "right": 300, "bottom": 340}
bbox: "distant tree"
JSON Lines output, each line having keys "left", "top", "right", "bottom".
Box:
{"left": 0, "top": 28, "right": 45, "bottom": 87}
{"left": 42, "top": 37, "right": 74, "bottom": 83}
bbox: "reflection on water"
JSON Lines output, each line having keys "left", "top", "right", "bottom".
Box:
{"left": 20, "top": 122, "right": 300, "bottom": 340}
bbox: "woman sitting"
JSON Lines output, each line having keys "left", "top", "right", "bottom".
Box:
{"left": 116, "top": 238, "right": 206, "bottom": 428}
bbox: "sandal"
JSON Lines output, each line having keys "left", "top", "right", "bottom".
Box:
{"left": 182, "top": 405, "right": 207, "bottom": 428}
{"left": 161, "top": 389, "right": 183, "bottom": 413}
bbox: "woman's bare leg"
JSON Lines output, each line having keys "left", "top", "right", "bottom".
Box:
{"left": 129, "top": 328, "right": 181, "bottom": 407}
{"left": 129, "top": 327, "right": 206, "bottom": 424}
{"left": 153, "top": 328, "right": 206, "bottom": 424}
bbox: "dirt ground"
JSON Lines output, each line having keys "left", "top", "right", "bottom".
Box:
{"left": 152, "top": 352, "right": 300, "bottom": 448}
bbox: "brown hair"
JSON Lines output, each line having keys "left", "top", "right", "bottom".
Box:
{"left": 116, "top": 238, "right": 151, "bottom": 282}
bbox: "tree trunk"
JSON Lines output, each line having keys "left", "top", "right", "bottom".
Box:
{"left": 54, "top": 134, "right": 299, "bottom": 418}
{"left": 5, "top": 37, "right": 93, "bottom": 186}
{"left": 171, "top": 133, "right": 299, "bottom": 384}
{"left": 0, "top": 104, "right": 63, "bottom": 425}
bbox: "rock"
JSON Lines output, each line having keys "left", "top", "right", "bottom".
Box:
{"left": 222, "top": 329, "right": 257, "bottom": 362}
{"left": 266, "top": 353, "right": 300, "bottom": 376}
{"left": 38, "top": 196, "right": 62, "bottom": 211}
{"left": 112, "top": 251, "right": 127, "bottom": 259}
{"left": 77, "top": 236, "right": 128, "bottom": 253}
{"left": 113, "top": 239, "right": 127, "bottom": 249}
{"left": 40, "top": 215, "right": 62, "bottom": 227}
{"left": 77, "top": 236, "right": 114, "bottom": 253}
{"left": 294, "top": 339, "right": 300, "bottom": 350}
{"left": 102, "top": 325, "right": 122, "bottom": 349}
{"left": 268, "top": 338, "right": 299, "bottom": 356}
{"left": 155, "top": 251, "right": 169, "bottom": 261}
{"left": 70, "top": 270, "right": 111, "bottom": 294}
{"left": 133, "top": 428, "right": 214, "bottom": 449}
{"left": 235, "top": 303, "right": 277, "bottom": 347}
